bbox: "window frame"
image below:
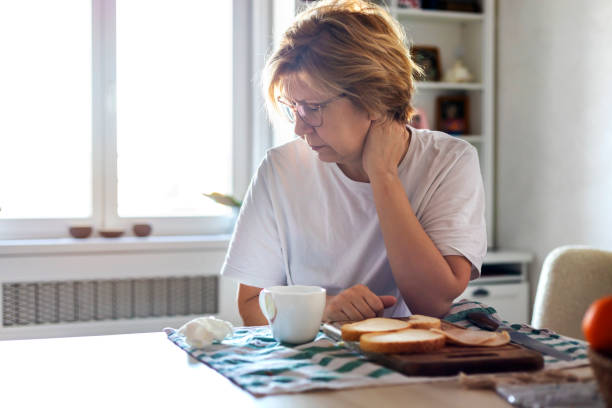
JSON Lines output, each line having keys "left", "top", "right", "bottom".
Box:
{"left": 0, "top": 0, "right": 262, "bottom": 240}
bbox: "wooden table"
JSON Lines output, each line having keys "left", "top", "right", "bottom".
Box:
{"left": 0, "top": 332, "right": 592, "bottom": 407}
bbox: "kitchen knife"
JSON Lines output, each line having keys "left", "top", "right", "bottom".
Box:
{"left": 466, "top": 312, "right": 573, "bottom": 361}
{"left": 321, "top": 323, "right": 342, "bottom": 341}
{"left": 321, "top": 323, "right": 364, "bottom": 354}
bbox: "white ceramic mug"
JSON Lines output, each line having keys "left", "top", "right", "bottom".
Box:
{"left": 259, "top": 285, "right": 326, "bottom": 344}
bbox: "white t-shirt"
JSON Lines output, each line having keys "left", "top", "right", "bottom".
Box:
{"left": 221, "top": 128, "right": 487, "bottom": 317}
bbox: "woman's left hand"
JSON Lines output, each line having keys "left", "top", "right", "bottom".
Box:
{"left": 362, "top": 119, "right": 410, "bottom": 180}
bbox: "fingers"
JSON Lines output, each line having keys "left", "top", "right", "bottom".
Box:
{"left": 324, "top": 285, "right": 396, "bottom": 322}
{"left": 379, "top": 295, "right": 397, "bottom": 308}
{"left": 343, "top": 301, "right": 370, "bottom": 321}
{"left": 324, "top": 292, "right": 372, "bottom": 322}
{"left": 323, "top": 308, "right": 349, "bottom": 323}
{"left": 362, "top": 291, "right": 384, "bottom": 313}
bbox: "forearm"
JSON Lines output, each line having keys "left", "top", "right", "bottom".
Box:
{"left": 370, "top": 172, "right": 468, "bottom": 316}
{"left": 239, "top": 294, "right": 269, "bottom": 326}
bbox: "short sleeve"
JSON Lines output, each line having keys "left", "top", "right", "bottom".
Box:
{"left": 419, "top": 146, "right": 487, "bottom": 279}
{"left": 220, "top": 155, "right": 287, "bottom": 288}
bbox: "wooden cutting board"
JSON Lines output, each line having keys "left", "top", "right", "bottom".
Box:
{"left": 328, "top": 318, "right": 544, "bottom": 376}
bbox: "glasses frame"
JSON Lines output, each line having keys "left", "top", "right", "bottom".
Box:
{"left": 276, "top": 94, "right": 345, "bottom": 128}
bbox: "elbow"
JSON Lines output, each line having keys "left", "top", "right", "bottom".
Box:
{"left": 432, "top": 278, "right": 469, "bottom": 317}
{"left": 408, "top": 296, "right": 454, "bottom": 318}
{"left": 430, "top": 282, "right": 468, "bottom": 318}
{"left": 429, "top": 299, "right": 454, "bottom": 318}
{"left": 412, "top": 280, "right": 467, "bottom": 318}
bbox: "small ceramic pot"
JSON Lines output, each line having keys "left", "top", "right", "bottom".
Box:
{"left": 99, "top": 229, "right": 124, "bottom": 238}
{"left": 133, "top": 223, "right": 152, "bottom": 237}
{"left": 69, "top": 226, "right": 93, "bottom": 239}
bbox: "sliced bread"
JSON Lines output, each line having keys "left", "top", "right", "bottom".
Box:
{"left": 341, "top": 317, "right": 411, "bottom": 341}
{"left": 406, "top": 314, "right": 442, "bottom": 329}
{"left": 359, "top": 329, "right": 446, "bottom": 354}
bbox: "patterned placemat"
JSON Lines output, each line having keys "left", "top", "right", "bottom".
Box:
{"left": 164, "top": 300, "right": 589, "bottom": 396}
{"left": 165, "top": 325, "right": 420, "bottom": 395}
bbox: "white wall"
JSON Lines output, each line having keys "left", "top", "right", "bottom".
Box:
{"left": 496, "top": 0, "right": 612, "bottom": 312}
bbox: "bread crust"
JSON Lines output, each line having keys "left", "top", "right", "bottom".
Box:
{"left": 340, "top": 318, "right": 411, "bottom": 341}
{"left": 359, "top": 329, "right": 446, "bottom": 354}
{"left": 406, "top": 315, "right": 442, "bottom": 330}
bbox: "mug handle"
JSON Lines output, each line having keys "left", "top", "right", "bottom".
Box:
{"left": 259, "top": 290, "right": 277, "bottom": 323}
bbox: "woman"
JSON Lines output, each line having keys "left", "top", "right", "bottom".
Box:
{"left": 221, "top": 0, "right": 486, "bottom": 324}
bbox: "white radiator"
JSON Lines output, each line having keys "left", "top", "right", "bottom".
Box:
{"left": 2, "top": 276, "right": 218, "bottom": 327}
{"left": 0, "top": 237, "right": 241, "bottom": 340}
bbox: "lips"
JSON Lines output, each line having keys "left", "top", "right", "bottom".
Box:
{"left": 309, "top": 145, "right": 325, "bottom": 151}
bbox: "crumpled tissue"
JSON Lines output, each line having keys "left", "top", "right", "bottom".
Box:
{"left": 177, "top": 316, "right": 234, "bottom": 348}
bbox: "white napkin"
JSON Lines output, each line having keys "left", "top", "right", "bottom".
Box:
{"left": 177, "top": 316, "right": 234, "bottom": 348}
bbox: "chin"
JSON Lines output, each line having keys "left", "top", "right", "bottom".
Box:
{"left": 316, "top": 155, "right": 336, "bottom": 163}
{"left": 314, "top": 150, "right": 337, "bottom": 163}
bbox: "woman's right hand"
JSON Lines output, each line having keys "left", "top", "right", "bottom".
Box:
{"left": 323, "top": 284, "right": 397, "bottom": 322}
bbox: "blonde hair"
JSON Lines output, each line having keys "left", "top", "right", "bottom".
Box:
{"left": 263, "top": 0, "right": 422, "bottom": 124}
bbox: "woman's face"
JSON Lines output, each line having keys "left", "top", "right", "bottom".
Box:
{"left": 283, "top": 73, "right": 373, "bottom": 166}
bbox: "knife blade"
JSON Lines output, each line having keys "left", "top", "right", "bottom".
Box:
{"left": 466, "top": 312, "right": 573, "bottom": 361}
{"left": 321, "top": 323, "right": 364, "bottom": 353}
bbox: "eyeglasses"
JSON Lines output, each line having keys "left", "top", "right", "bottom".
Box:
{"left": 277, "top": 94, "right": 345, "bottom": 128}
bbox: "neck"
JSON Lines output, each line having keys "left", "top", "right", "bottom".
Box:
{"left": 399, "top": 126, "right": 412, "bottom": 164}
{"left": 337, "top": 162, "right": 370, "bottom": 183}
{"left": 337, "top": 125, "right": 411, "bottom": 183}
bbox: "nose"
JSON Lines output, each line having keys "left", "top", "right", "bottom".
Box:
{"left": 293, "top": 114, "right": 313, "bottom": 139}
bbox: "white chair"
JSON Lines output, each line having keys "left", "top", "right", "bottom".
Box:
{"left": 531, "top": 245, "right": 612, "bottom": 339}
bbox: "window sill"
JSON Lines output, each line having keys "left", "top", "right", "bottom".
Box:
{"left": 0, "top": 234, "right": 231, "bottom": 256}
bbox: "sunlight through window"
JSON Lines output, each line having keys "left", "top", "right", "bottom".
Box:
{"left": 116, "top": 0, "right": 232, "bottom": 218}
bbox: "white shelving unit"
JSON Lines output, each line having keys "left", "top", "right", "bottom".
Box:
{"left": 395, "top": 7, "right": 485, "bottom": 22}
{"left": 415, "top": 81, "right": 484, "bottom": 90}
{"left": 390, "top": 0, "right": 495, "bottom": 247}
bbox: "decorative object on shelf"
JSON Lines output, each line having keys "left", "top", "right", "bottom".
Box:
{"left": 421, "top": 0, "right": 481, "bottom": 12}
{"left": 411, "top": 46, "right": 441, "bottom": 82}
{"left": 133, "top": 223, "right": 152, "bottom": 237}
{"left": 68, "top": 226, "right": 93, "bottom": 239}
{"left": 98, "top": 229, "right": 125, "bottom": 238}
{"left": 410, "top": 107, "right": 430, "bottom": 129}
{"left": 203, "top": 192, "right": 242, "bottom": 208}
{"left": 398, "top": 0, "right": 421, "bottom": 8}
{"left": 443, "top": 60, "right": 474, "bottom": 83}
{"left": 436, "top": 95, "right": 469, "bottom": 135}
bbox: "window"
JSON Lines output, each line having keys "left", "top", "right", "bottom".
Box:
{"left": 0, "top": 0, "right": 254, "bottom": 239}
{"left": 0, "top": 1, "right": 92, "bottom": 221}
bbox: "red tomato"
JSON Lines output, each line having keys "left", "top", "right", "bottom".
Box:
{"left": 582, "top": 295, "right": 612, "bottom": 352}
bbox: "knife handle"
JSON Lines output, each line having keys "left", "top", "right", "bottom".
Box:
{"left": 321, "top": 323, "right": 342, "bottom": 341}
{"left": 466, "top": 312, "right": 501, "bottom": 331}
